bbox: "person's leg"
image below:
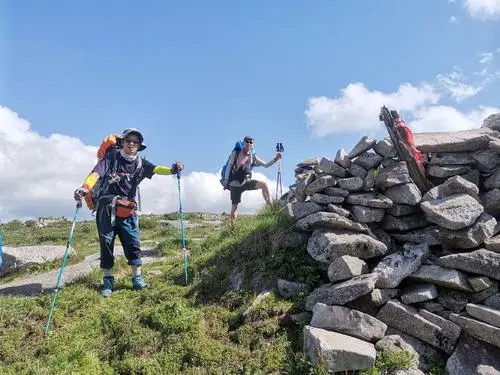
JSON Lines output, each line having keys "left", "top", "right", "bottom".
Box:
{"left": 96, "top": 206, "right": 116, "bottom": 297}
{"left": 229, "top": 186, "right": 243, "bottom": 224}
{"left": 250, "top": 180, "right": 270, "bottom": 204}
{"left": 116, "top": 214, "right": 146, "bottom": 289}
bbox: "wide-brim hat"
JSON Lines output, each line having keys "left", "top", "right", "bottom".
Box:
{"left": 120, "top": 128, "right": 147, "bottom": 151}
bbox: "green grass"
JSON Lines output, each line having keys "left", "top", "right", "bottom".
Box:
{"left": 0, "top": 204, "right": 434, "bottom": 374}
{"left": 0, "top": 203, "right": 331, "bottom": 374}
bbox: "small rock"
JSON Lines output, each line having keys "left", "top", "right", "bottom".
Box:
{"left": 401, "top": 284, "right": 438, "bottom": 304}
{"left": 327, "top": 255, "right": 368, "bottom": 282}
{"left": 348, "top": 136, "right": 377, "bottom": 158}
{"left": 384, "top": 183, "right": 422, "bottom": 205}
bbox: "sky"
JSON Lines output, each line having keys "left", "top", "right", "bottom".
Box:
{"left": 0, "top": 0, "right": 499, "bottom": 221}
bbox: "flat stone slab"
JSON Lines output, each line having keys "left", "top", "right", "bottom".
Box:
{"left": 407, "top": 265, "right": 472, "bottom": 292}
{"left": 303, "top": 326, "right": 376, "bottom": 372}
{"left": 310, "top": 303, "right": 387, "bottom": 342}
{"left": 450, "top": 313, "right": 500, "bottom": 349}
{"left": 1, "top": 245, "right": 73, "bottom": 275}
{"left": 437, "top": 249, "right": 500, "bottom": 281}
{"left": 466, "top": 303, "right": 500, "bottom": 329}
{"left": 377, "top": 300, "right": 460, "bottom": 354}
{"left": 305, "top": 273, "right": 378, "bottom": 310}
{"left": 413, "top": 128, "right": 498, "bottom": 153}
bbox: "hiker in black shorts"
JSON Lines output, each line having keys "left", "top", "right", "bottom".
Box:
{"left": 222, "top": 136, "right": 281, "bottom": 223}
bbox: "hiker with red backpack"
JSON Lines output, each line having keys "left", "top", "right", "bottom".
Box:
{"left": 222, "top": 136, "right": 282, "bottom": 224}
{"left": 73, "top": 128, "right": 184, "bottom": 297}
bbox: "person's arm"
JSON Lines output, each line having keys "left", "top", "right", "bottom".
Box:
{"left": 253, "top": 153, "right": 281, "bottom": 168}
{"left": 151, "top": 162, "right": 184, "bottom": 176}
{"left": 74, "top": 160, "right": 107, "bottom": 200}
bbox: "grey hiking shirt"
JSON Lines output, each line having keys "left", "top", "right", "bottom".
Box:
{"left": 224, "top": 150, "right": 277, "bottom": 187}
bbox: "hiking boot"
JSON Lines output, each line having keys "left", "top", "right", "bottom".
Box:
{"left": 101, "top": 276, "right": 115, "bottom": 297}
{"left": 132, "top": 275, "right": 147, "bottom": 290}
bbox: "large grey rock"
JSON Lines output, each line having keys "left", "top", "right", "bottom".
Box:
{"left": 335, "top": 148, "right": 351, "bottom": 168}
{"left": 277, "top": 279, "right": 308, "bottom": 298}
{"left": 418, "top": 309, "right": 462, "bottom": 341}
{"left": 387, "top": 204, "right": 419, "bottom": 217}
{"left": 376, "top": 300, "right": 460, "bottom": 354}
{"left": 407, "top": 265, "right": 472, "bottom": 292}
{"left": 295, "top": 211, "right": 369, "bottom": 233}
{"left": 483, "top": 189, "right": 500, "bottom": 217}
{"left": 376, "top": 333, "right": 442, "bottom": 373}
{"left": 337, "top": 177, "right": 364, "bottom": 191}
{"left": 420, "top": 194, "right": 484, "bottom": 230}
{"left": 304, "top": 175, "right": 336, "bottom": 195}
{"left": 373, "top": 139, "right": 395, "bottom": 157}
{"left": 307, "top": 229, "right": 388, "bottom": 263}
{"left": 381, "top": 214, "right": 428, "bottom": 232}
{"left": 430, "top": 152, "right": 476, "bottom": 166}
{"left": 326, "top": 203, "right": 350, "bottom": 217}
{"left": 438, "top": 213, "right": 497, "bottom": 249}
{"left": 427, "top": 164, "right": 472, "bottom": 178}
{"left": 438, "top": 290, "right": 469, "bottom": 313}
{"left": 450, "top": 313, "right": 500, "bottom": 349}
{"left": 348, "top": 163, "right": 368, "bottom": 179}
{"left": 466, "top": 303, "right": 500, "bottom": 328}
{"left": 437, "top": 249, "right": 500, "bottom": 281}
{"left": 373, "top": 243, "right": 430, "bottom": 288}
{"left": 390, "top": 226, "right": 440, "bottom": 246}
{"left": 413, "top": 128, "right": 497, "bottom": 153}
{"left": 348, "top": 136, "right": 377, "bottom": 158}
{"left": 297, "top": 157, "right": 319, "bottom": 168}
{"left": 0, "top": 245, "right": 72, "bottom": 270}
{"left": 473, "top": 148, "right": 500, "bottom": 171}
{"left": 327, "top": 255, "right": 368, "bottom": 282}
{"left": 374, "top": 162, "right": 412, "bottom": 190}
{"left": 310, "top": 193, "right": 345, "bottom": 205}
{"left": 483, "top": 113, "right": 500, "bottom": 131}
{"left": 422, "top": 175, "right": 479, "bottom": 201}
{"left": 347, "top": 193, "right": 393, "bottom": 209}
{"left": 351, "top": 205, "right": 385, "bottom": 223}
{"left": 283, "top": 201, "right": 322, "bottom": 220}
{"left": 401, "top": 284, "right": 438, "bottom": 304}
{"left": 485, "top": 294, "right": 500, "bottom": 310}
{"left": 305, "top": 273, "right": 379, "bottom": 310}
{"left": 363, "top": 169, "right": 376, "bottom": 191}
{"left": 310, "top": 303, "right": 387, "bottom": 342}
{"left": 446, "top": 333, "right": 500, "bottom": 375}
{"left": 384, "top": 183, "right": 422, "bottom": 205}
{"left": 318, "top": 157, "right": 347, "bottom": 178}
{"left": 484, "top": 169, "right": 500, "bottom": 190}
{"left": 303, "top": 326, "right": 376, "bottom": 372}
{"left": 468, "top": 277, "right": 494, "bottom": 292}
{"left": 323, "top": 187, "right": 349, "bottom": 197}
{"left": 353, "top": 152, "right": 383, "bottom": 170}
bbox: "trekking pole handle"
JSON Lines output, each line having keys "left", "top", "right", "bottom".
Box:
{"left": 276, "top": 142, "right": 284, "bottom": 153}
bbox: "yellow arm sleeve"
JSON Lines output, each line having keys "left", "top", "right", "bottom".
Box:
{"left": 153, "top": 165, "right": 173, "bottom": 175}
{"left": 82, "top": 172, "right": 100, "bottom": 190}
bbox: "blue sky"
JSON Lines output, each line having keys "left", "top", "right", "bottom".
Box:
{"left": 0, "top": 0, "right": 499, "bottom": 219}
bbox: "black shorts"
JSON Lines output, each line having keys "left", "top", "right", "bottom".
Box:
{"left": 230, "top": 180, "right": 259, "bottom": 204}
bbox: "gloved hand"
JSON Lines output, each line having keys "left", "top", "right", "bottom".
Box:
{"left": 74, "top": 187, "right": 88, "bottom": 202}
{"left": 171, "top": 162, "right": 184, "bottom": 174}
{"left": 275, "top": 152, "right": 282, "bottom": 161}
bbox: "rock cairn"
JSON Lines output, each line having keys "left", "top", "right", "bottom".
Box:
{"left": 281, "top": 121, "right": 500, "bottom": 374}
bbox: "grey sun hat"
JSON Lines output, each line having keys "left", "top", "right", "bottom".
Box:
{"left": 120, "top": 128, "right": 147, "bottom": 151}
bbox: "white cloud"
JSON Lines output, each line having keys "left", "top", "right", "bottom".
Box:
{"left": 478, "top": 52, "right": 495, "bottom": 64}
{"left": 0, "top": 106, "right": 282, "bottom": 222}
{"left": 305, "top": 62, "right": 499, "bottom": 136}
{"left": 449, "top": 15, "right": 459, "bottom": 23}
{"left": 464, "top": 0, "right": 500, "bottom": 20}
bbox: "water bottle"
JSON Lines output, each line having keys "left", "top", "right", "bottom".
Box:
{"left": 0, "top": 232, "right": 3, "bottom": 268}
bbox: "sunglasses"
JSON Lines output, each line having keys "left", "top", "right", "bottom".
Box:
{"left": 245, "top": 140, "right": 254, "bottom": 144}
{"left": 124, "top": 138, "right": 141, "bottom": 145}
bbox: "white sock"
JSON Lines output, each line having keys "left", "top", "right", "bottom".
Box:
{"left": 132, "top": 267, "right": 141, "bottom": 276}
{"left": 103, "top": 268, "right": 112, "bottom": 277}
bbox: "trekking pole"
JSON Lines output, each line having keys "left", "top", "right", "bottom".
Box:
{"left": 275, "top": 142, "right": 284, "bottom": 201}
{"left": 176, "top": 172, "right": 189, "bottom": 286}
{"left": 44, "top": 200, "right": 82, "bottom": 336}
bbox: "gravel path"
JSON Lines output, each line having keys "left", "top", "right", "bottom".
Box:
{"left": 0, "top": 246, "right": 163, "bottom": 297}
